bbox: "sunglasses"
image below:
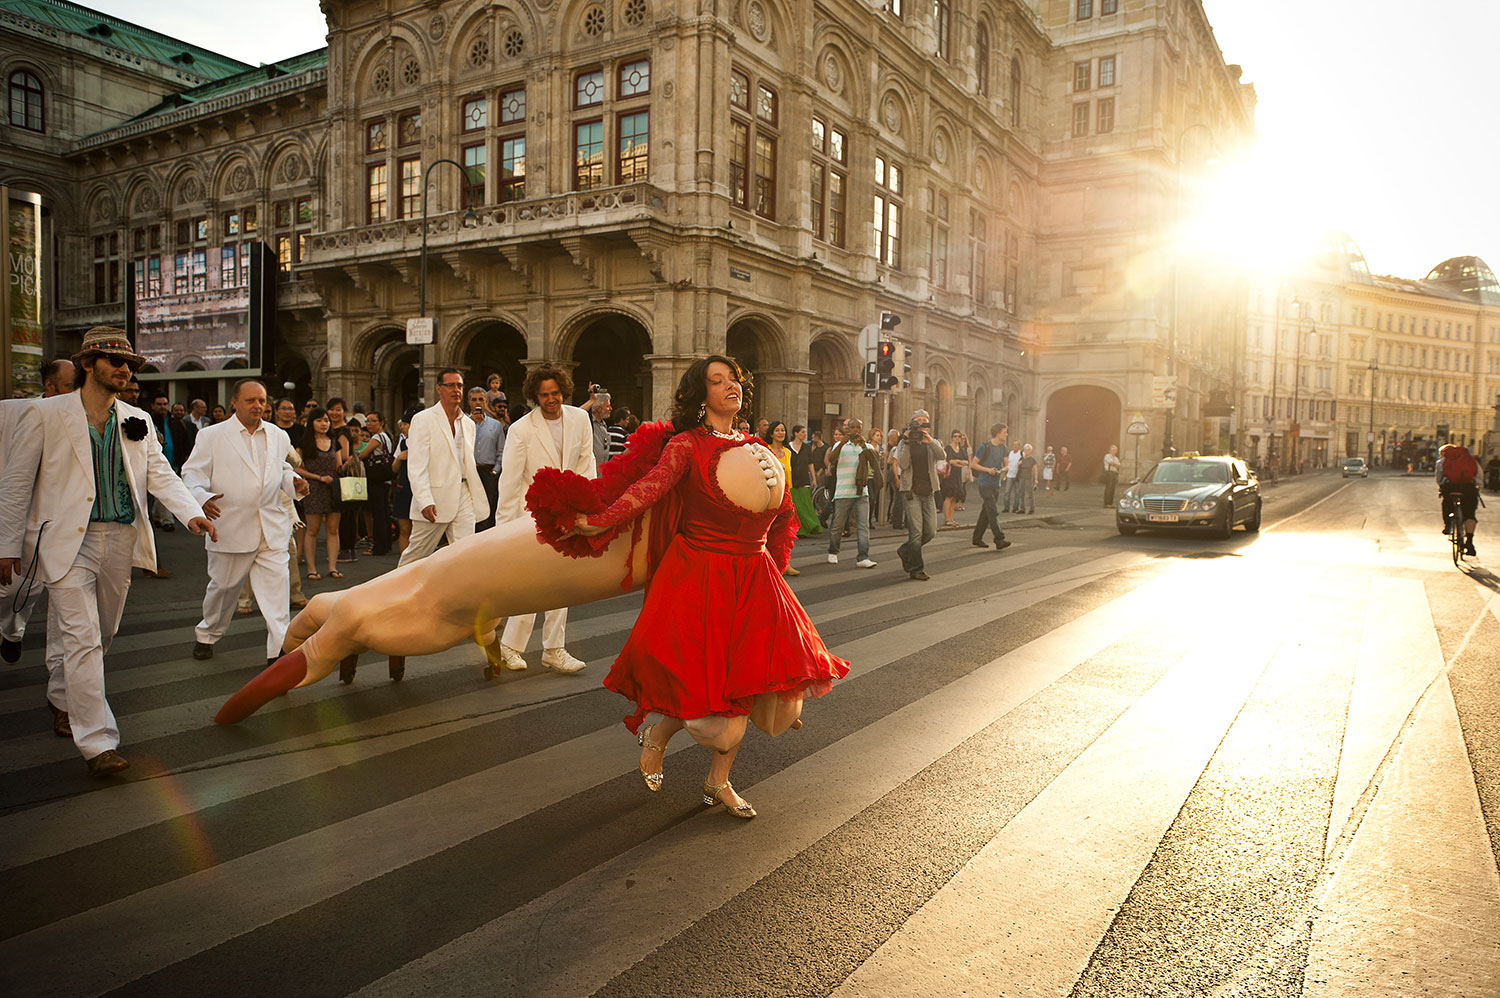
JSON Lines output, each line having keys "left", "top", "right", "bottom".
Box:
{"left": 100, "top": 353, "right": 137, "bottom": 369}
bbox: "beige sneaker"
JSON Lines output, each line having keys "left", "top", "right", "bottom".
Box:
{"left": 541, "top": 648, "right": 586, "bottom": 674}
{"left": 498, "top": 644, "right": 528, "bottom": 671}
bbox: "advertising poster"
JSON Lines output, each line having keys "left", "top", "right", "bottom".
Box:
{"left": 135, "top": 245, "right": 252, "bottom": 372}
{"left": 5, "top": 189, "right": 44, "bottom": 398}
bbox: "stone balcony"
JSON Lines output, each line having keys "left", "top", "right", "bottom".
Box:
{"left": 303, "top": 182, "right": 672, "bottom": 266}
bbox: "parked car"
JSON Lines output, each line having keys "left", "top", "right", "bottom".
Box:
{"left": 1342, "top": 457, "right": 1368, "bottom": 478}
{"left": 1116, "top": 455, "right": 1262, "bottom": 539}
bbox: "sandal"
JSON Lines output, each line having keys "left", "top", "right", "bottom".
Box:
{"left": 305, "top": 572, "right": 322, "bottom": 581}
{"left": 328, "top": 570, "right": 345, "bottom": 579}
{"left": 703, "top": 780, "right": 756, "bottom": 819}
{"left": 637, "top": 723, "right": 665, "bottom": 792}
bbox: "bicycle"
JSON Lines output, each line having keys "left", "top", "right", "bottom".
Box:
{"left": 1442, "top": 489, "right": 1465, "bottom": 565}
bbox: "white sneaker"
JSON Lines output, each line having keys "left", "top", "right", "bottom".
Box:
{"left": 826, "top": 554, "right": 839, "bottom": 564}
{"left": 498, "top": 644, "right": 528, "bottom": 671}
{"left": 542, "top": 648, "right": 587, "bottom": 674}
{"left": 856, "top": 558, "right": 878, "bottom": 569}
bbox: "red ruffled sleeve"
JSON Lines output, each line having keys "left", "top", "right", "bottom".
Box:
{"left": 765, "top": 486, "right": 798, "bottom": 571}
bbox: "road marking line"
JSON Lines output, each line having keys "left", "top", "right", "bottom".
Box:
{"left": 1264, "top": 481, "right": 1352, "bottom": 531}
{"left": 1325, "top": 577, "right": 1445, "bottom": 859}
{"left": 1306, "top": 673, "right": 1500, "bottom": 996}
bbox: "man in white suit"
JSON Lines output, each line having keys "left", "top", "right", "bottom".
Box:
{"left": 494, "top": 364, "right": 596, "bottom": 674}
{"left": 0, "top": 358, "right": 76, "bottom": 668}
{"left": 182, "top": 378, "right": 309, "bottom": 666}
{"left": 397, "top": 368, "right": 490, "bottom": 567}
{"left": 0, "top": 328, "right": 215, "bottom": 776}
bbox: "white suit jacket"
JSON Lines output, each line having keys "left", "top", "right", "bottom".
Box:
{"left": 496, "top": 405, "right": 596, "bottom": 524}
{"left": 0, "top": 396, "right": 35, "bottom": 480}
{"left": 407, "top": 402, "right": 490, "bottom": 524}
{"left": 180, "top": 418, "right": 299, "bottom": 553}
{"left": 0, "top": 393, "right": 205, "bottom": 583}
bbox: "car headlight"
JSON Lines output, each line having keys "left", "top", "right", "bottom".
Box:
{"left": 1201, "top": 499, "right": 1217, "bottom": 510}
{"left": 1187, "top": 500, "right": 1200, "bottom": 511}
{"left": 1131, "top": 497, "right": 1144, "bottom": 509}
{"left": 1118, "top": 498, "right": 1129, "bottom": 508}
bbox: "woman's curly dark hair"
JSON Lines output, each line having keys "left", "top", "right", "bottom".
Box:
{"left": 668, "top": 354, "right": 753, "bottom": 435}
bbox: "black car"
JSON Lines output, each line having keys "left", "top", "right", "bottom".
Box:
{"left": 1115, "top": 455, "right": 1262, "bottom": 538}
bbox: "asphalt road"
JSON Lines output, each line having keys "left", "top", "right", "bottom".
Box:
{"left": 0, "top": 472, "right": 1496, "bottom": 997}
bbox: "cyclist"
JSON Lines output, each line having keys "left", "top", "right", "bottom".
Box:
{"left": 1436, "top": 442, "right": 1480, "bottom": 557}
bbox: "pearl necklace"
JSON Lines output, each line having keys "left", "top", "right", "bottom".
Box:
{"left": 704, "top": 426, "right": 740, "bottom": 440}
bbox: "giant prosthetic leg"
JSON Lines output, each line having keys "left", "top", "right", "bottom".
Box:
{"left": 215, "top": 513, "right": 653, "bottom": 723}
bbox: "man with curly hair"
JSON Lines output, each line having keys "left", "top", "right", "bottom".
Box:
{"left": 0, "top": 328, "right": 214, "bottom": 777}
{"left": 493, "top": 364, "right": 596, "bottom": 673}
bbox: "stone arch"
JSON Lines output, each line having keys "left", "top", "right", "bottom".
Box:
{"left": 565, "top": 311, "right": 653, "bottom": 416}
{"left": 450, "top": 313, "right": 528, "bottom": 401}
{"left": 83, "top": 182, "right": 120, "bottom": 228}
{"left": 212, "top": 152, "right": 257, "bottom": 203}
{"left": 732, "top": 0, "right": 794, "bottom": 56}
{"left": 373, "top": 335, "right": 423, "bottom": 419}
{"left": 724, "top": 310, "right": 789, "bottom": 378}
{"left": 972, "top": 146, "right": 998, "bottom": 207}
{"left": 875, "top": 74, "right": 920, "bottom": 149}
{"left": 124, "top": 174, "right": 163, "bottom": 217}
{"left": 264, "top": 139, "right": 312, "bottom": 192}
{"left": 807, "top": 329, "right": 859, "bottom": 382}
{"left": 929, "top": 112, "right": 963, "bottom": 179}
{"left": 927, "top": 358, "right": 959, "bottom": 436}
{"left": 967, "top": 367, "right": 995, "bottom": 442}
{"left": 351, "top": 320, "right": 408, "bottom": 371}
{"left": 805, "top": 332, "right": 859, "bottom": 437}
{"left": 811, "top": 27, "right": 867, "bottom": 115}
{"left": 1043, "top": 382, "right": 1124, "bottom": 482}
{"left": 974, "top": 13, "right": 995, "bottom": 98}
{"left": 271, "top": 351, "right": 314, "bottom": 407}
{"left": 164, "top": 162, "right": 206, "bottom": 209}
{"left": 1006, "top": 180, "right": 1028, "bottom": 226}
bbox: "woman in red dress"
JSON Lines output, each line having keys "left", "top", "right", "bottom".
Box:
{"left": 565, "top": 356, "right": 847, "bottom": 818}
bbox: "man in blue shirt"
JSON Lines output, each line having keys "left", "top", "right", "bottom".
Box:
{"left": 469, "top": 387, "right": 506, "bottom": 530}
{"left": 825, "top": 418, "right": 878, "bottom": 568}
{"left": 968, "top": 423, "right": 1013, "bottom": 551}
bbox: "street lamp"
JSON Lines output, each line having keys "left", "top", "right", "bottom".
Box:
{"left": 1367, "top": 360, "right": 1378, "bottom": 465}
{"left": 417, "top": 158, "right": 480, "bottom": 401}
{"left": 1164, "top": 122, "right": 1215, "bottom": 458}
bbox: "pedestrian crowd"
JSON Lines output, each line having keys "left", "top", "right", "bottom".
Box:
{"left": 0, "top": 326, "right": 1115, "bottom": 779}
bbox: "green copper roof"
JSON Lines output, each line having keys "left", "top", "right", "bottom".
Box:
{"left": 0, "top": 0, "right": 251, "bottom": 80}
{"left": 127, "top": 46, "right": 327, "bottom": 121}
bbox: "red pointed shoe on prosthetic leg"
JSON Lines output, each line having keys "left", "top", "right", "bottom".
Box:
{"left": 215, "top": 649, "right": 308, "bottom": 724}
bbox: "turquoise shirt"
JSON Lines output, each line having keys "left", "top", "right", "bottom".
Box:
{"left": 89, "top": 409, "right": 136, "bottom": 524}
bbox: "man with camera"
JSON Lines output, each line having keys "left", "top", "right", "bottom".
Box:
{"left": 893, "top": 409, "right": 945, "bottom": 581}
{"left": 582, "top": 383, "right": 612, "bottom": 468}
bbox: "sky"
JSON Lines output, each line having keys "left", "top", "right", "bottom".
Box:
{"left": 82, "top": 0, "right": 1500, "bottom": 282}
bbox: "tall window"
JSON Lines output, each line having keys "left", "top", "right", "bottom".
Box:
{"left": 461, "top": 95, "right": 488, "bottom": 206}
{"left": 8, "top": 70, "right": 43, "bottom": 132}
{"left": 132, "top": 225, "right": 162, "bottom": 299}
{"left": 1098, "top": 55, "right": 1116, "bottom": 87}
{"left": 1010, "top": 57, "right": 1022, "bottom": 128}
{"left": 399, "top": 157, "right": 421, "bottom": 218}
{"left": 572, "top": 60, "right": 650, "bottom": 191}
{"left": 1096, "top": 97, "right": 1115, "bottom": 133}
{"left": 729, "top": 68, "right": 778, "bottom": 220}
{"left": 500, "top": 86, "right": 527, "bottom": 202}
{"left": 811, "top": 115, "right": 848, "bottom": 247}
{"left": 1074, "top": 62, "right": 1091, "bottom": 92}
{"left": 927, "top": 192, "right": 949, "bottom": 288}
{"left": 976, "top": 23, "right": 991, "bottom": 97}
{"left": 618, "top": 111, "right": 650, "bottom": 183}
{"left": 1076, "top": 0, "right": 1093, "bottom": 18}
{"left": 367, "top": 163, "right": 389, "bottom": 223}
{"left": 575, "top": 120, "right": 604, "bottom": 190}
{"left": 1102, "top": 0, "right": 1118, "bottom": 13}
{"left": 272, "top": 199, "right": 311, "bottom": 271}
{"left": 92, "top": 233, "right": 120, "bottom": 304}
{"left": 873, "top": 156, "right": 903, "bottom": 269}
{"left": 1072, "top": 103, "right": 1089, "bottom": 137}
{"left": 933, "top": 1, "right": 951, "bottom": 61}
{"left": 969, "top": 210, "right": 988, "bottom": 302}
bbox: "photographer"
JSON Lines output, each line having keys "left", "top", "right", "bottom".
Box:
{"left": 581, "top": 383, "right": 612, "bottom": 468}
{"left": 892, "top": 409, "right": 945, "bottom": 581}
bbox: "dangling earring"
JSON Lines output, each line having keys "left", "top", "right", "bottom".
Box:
{"left": 697, "top": 402, "right": 707, "bottom": 422}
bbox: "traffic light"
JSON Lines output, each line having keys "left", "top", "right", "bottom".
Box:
{"left": 880, "top": 311, "right": 901, "bottom": 332}
{"left": 863, "top": 361, "right": 878, "bottom": 394}
{"left": 896, "top": 342, "right": 913, "bottom": 394}
{"left": 877, "top": 340, "right": 897, "bottom": 390}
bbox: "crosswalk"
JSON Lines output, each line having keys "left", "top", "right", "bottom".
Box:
{"left": 0, "top": 505, "right": 1497, "bottom": 996}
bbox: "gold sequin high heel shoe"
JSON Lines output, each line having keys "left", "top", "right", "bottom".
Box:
{"left": 703, "top": 780, "right": 756, "bottom": 819}
{"left": 637, "top": 723, "right": 665, "bottom": 792}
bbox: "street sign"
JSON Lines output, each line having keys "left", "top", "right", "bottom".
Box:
{"left": 1151, "top": 376, "right": 1177, "bottom": 409}
{"left": 1126, "top": 420, "right": 1150, "bottom": 436}
{"left": 406, "top": 317, "right": 434, "bottom": 345}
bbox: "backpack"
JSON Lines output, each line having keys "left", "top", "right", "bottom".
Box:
{"left": 1442, "top": 445, "right": 1478, "bottom": 484}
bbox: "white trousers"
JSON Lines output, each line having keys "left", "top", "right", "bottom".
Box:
{"left": 397, "top": 486, "right": 476, "bottom": 567}
{"left": 196, "top": 537, "right": 291, "bottom": 658}
{"left": 502, "top": 608, "right": 568, "bottom": 653}
{"left": 0, "top": 574, "right": 35, "bottom": 641}
{"left": 239, "top": 532, "right": 304, "bottom": 610}
{"left": 45, "top": 522, "right": 134, "bottom": 759}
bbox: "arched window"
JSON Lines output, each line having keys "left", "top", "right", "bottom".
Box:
{"left": 976, "top": 24, "right": 991, "bottom": 97}
{"left": 9, "top": 70, "right": 44, "bottom": 132}
{"left": 1009, "top": 57, "right": 1021, "bottom": 127}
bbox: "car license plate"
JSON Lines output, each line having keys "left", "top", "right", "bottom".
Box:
{"left": 1148, "top": 513, "right": 1180, "bottom": 522}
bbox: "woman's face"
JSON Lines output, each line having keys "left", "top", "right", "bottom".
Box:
{"left": 275, "top": 400, "right": 297, "bottom": 426}
{"left": 772, "top": 423, "right": 786, "bottom": 444}
{"left": 313, "top": 414, "right": 330, "bottom": 433}
{"left": 871, "top": 430, "right": 883, "bottom": 446}
{"left": 703, "top": 361, "right": 742, "bottom": 418}
{"left": 952, "top": 432, "right": 963, "bottom": 447}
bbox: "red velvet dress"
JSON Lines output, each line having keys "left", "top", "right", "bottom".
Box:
{"left": 528, "top": 426, "right": 848, "bottom": 733}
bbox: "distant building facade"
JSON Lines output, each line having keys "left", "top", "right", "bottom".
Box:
{"left": 5, "top": 0, "right": 1257, "bottom": 461}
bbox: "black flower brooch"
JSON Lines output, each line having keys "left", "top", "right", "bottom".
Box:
{"left": 122, "top": 416, "right": 149, "bottom": 442}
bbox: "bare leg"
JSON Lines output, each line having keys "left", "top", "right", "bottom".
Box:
{"left": 702, "top": 734, "right": 752, "bottom": 813}
{"left": 749, "top": 692, "right": 804, "bottom": 737}
{"left": 325, "top": 512, "right": 341, "bottom": 571}
{"left": 217, "top": 514, "right": 653, "bottom": 722}
{"left": 303, "top": 515, "right": 322, "bottom": 576}
{"left": 640, "top": 715, "right": 684, "bottom": 783}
